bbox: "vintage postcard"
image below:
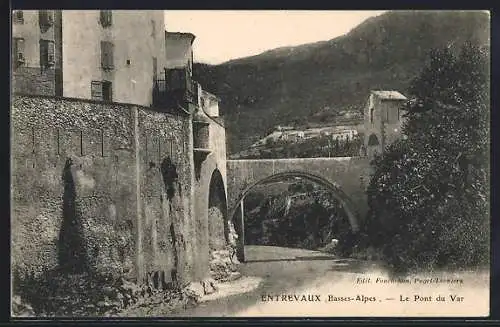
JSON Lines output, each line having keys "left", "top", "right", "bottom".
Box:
{"left": 10, "top": 10, "right": 490, "bottom": 318}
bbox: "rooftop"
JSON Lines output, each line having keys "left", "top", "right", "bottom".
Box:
{"left": 371, "top": 90, "right": 407, "bottom": 100}
{"left": 165, "top": 31, "right": 196, "bottom": 44}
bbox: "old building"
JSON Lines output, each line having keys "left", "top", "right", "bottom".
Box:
{"left": 62, "top": 10, "right": 167, "bottom": 106}
{"left": 11, "top": 11, "right": 231, "bottom": 311}
{"left": 165, "top": 32, "right": 195, "bottom": 73}
{"left": 12, "top": 10, "right": 63, "bottom": 96}
{"left": 364, "top": 90, "right": 407, "bottom": 158}
{"left": 12, "top": 10, "right": 167, "bottom": 107}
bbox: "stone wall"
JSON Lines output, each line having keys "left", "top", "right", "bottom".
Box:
{"left": 193, "top": 118, "right": 228, "bottom": 281}
{"left": 11, "top": 95, "right": 201, "bottom": 287}
{"left": 12, "top": 66, "right": 58, "bottom": 96}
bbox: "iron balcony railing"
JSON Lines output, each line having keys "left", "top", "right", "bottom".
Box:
{"left": 152, "top": 68, "right": 198, "bottom": 108}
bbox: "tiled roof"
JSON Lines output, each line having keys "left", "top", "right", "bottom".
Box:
{"left": 371, "top": 90, "right": 407, "bottom": 100}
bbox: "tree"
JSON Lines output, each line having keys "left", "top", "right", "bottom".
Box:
{"left": 365, "top": 42, "right": 489, "bottom": 272}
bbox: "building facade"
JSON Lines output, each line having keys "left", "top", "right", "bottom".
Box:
{"left": 12, "top": 10, "right": 167, "bottom": 107}
{"left": 12, "top": 10, "right": 63, "bottom": 96}
{"left": 364, "top": 90, "right": 407, "bottom": 158}
{"left": 62, "top": 10, "right": 167, "bottom": 106}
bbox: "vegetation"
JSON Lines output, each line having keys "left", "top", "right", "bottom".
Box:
{"left": 244, "top": 180, "right": 355, "bottom": 256}
{"left": 194, "top": 11, "right": 489, "bottom": 153}
{"left": 364, "top": 42, "right": 490, "bottom": 273}
{"left": 232, "top": 134, "right": 363, "bottom": 159}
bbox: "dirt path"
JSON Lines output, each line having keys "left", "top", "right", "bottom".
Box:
{"left": 170, "top": 246, "right": 490, "bottom": 317}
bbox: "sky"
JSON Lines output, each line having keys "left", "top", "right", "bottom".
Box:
{"left": 164, "top": 11, "right": 386, "bottom": 65}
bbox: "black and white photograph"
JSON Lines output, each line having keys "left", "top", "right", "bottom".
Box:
{"left": 10, "top": 10, "right": 490, "bottom": 318}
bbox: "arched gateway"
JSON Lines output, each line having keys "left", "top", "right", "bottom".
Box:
{"left": 226, "top": 157, "right": 373, "bottom": 262}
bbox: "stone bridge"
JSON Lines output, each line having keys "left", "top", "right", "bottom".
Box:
{"left": 226, "top": 157, "right": 373, "bottom": 261}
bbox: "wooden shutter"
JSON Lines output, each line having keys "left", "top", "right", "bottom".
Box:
{"left": 100, "top": 11, "right": 112, "bottom": 27}
{"left": 46, "top": 11, "right": 54, "bottom": 24}
{"left": 153, "top": 57, "right": 157, "bottom": 80}
{"left": 40, "top": 40, "right": 48, "bottom": 67}
{"left": 13, "top": 11, "right": 24, "bottom": 24}
{"left": 14, "top": 38, "right": 25, "bottom": 64}
{"left": 101, "top": 41, "right": 113, "bottom": 69}
{"left": 47, "top": 41, "right": 55, "bottom": 65}
{"left": 91, "top": 81, "right": 103, "bottom": 100}
{"left": 102, "top": 81, "right": 112, "bottom": 102}
{"left": 39, "top": 10, "right": 53, "bottom": 28}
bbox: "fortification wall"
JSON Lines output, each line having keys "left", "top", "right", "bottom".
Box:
{"left": 11, "top": 95, "right": 202, "bottom": 287}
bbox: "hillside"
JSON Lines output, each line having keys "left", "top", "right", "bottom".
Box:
{"left": 193, "top": 10, "right": 490, "bottom": 154}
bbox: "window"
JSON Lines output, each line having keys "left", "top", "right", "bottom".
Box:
{"left": 151, "top": 19, "right": 156, "bottom": 37}
{"left": 101, "top": 41, "right": 114, "bottom": 70}
{"left": 40, "top": 39, "right": 55, "bottom": 68}
{"left": 13, "top": 38, "right": 25, "bottom": 67}
{"left": 100, "top": 10, "right": 112, "bottom": 27}
{"left": 91, "top": 80, "right": 112, "bottom": 102}
{"left": 39, "top": 10, "right": 54, "bottom": 30}
{"left": 152, "top": 57, "right": 157, "bottom": 80}
{"left": 13, "top": 11, "right": 24, "bottom": 24}
{"left": 102, "top": 81, "right": 112, "bottom": 102}
{"left": 91, "top": 81, "right": 103, "bottom": 100}
{"left": 370, "top": 107, "right": 374, "bottom": 124}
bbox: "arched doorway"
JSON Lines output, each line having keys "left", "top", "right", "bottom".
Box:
{"left": 207, "top": 169, "right": 228, "bottom": 251}
{"left": 230, "top": 171, "right": 361, "bottom": 262}
{"left": 367, "top": 133, "right": 381, "bottom": 158}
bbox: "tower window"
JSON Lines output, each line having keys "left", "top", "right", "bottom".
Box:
{"left": 40, "top": 39, "right": 55, "bottom": 68}
{"left": 100, "top": 10, "right": 112, "bottom": 27}
{"left": 370, "top": 107, "right": 374, "bottom": 124}
{"left": 13, "top": 11, "right": 24, "bottom": 24}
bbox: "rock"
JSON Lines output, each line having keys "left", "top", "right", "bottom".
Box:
{"left": 201, "top": 279, "right": 217, "bottom": 295}
{"left": 182, "top": 282, "right": 204, "bottom": 302}
{"left": 224, "top": 271, "right": 242, "bottom": 282}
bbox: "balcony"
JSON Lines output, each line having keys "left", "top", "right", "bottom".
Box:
{"left": 152, "top": 68, "right": 198, "bottom": 109}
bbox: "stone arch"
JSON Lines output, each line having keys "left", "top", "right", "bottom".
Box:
{"left": 229, "top": 170, "right": 360, "bottom": 233}
{"left": 208, "top": 169, "right": 229, "bottom": 251}
{"left": 367, "top": 133, "right": 380, "bottom": 146}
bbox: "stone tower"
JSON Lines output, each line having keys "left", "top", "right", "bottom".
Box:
{"left": 363, "top": 90, "right": 407, "bottom": 159}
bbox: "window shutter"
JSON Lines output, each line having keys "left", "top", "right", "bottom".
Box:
{"left": 91, "top": 81, "right": 103, "bottom": 100}
{"left": 108, "top": 43, "right": 114, "bottom": 68}
{"left": 40, "top": 40, "right": 48, "bottom": 67}
{"left": 39, "top": 11, "right": 47, "bottom": 26}
{"left": 153, "top": 57, "right": 157, "bottom": 79}
{"left": 47, "top": 41, "right": 55, "bottom": 65}
{"left": 100, "top": 41, "right": 106, "bottom": 68}
{"left": 46, "top": 11, "right": 54, "bottom": 24}
{"left": 14, "top": 11, "right": 24, "bottom": 24}
{"left": 39, "top": 10, "right": 54, "bottom": 28}
{"left": 101, "top": 41, "right": 113, "bottom": 69}
{"left": 100, "top": 11, "right": 112, "bottom": 27}
{"left": 102, "top": 81, "right": 112, "bottom": 102}
{"left": 15, "top": 38, "right": 25, "bottom": 62}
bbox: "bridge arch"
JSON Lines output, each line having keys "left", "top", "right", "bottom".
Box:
{"left": 229, "top": 170, "right": 362, "bottom": 262}
{"left": 229, "top": 170, "right": 360, "bottom": 234}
